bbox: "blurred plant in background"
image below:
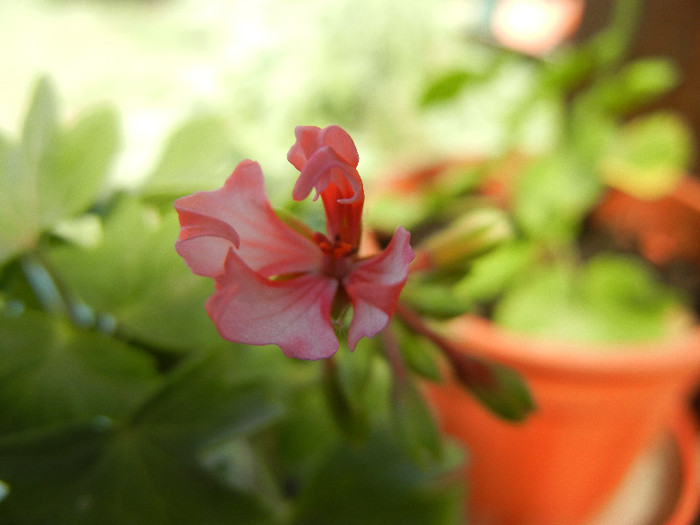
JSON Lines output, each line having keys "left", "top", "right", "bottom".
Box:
{"left": 385, "top": 0, "right": 697, "bottom": 346}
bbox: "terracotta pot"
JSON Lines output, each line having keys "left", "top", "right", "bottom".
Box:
{"left": 428, "top": 316, "right": 700, "bottom": 525}
{"left": 424, "top": 176, "right": 700, "bottom": 524}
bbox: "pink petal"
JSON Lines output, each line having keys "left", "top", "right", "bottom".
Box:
{"left": 287, "top": 126, "right": 322, "bottom": 171}
{"left": 344, "top": 227, "right": 415, "bottom": 349}
{"left": 288, "top": 125, "right": 362, "bottom": 204}
{"left": 207, "top": 249, "right": 340, "bottom": 360}
{"left": 175, "top": 159, "right": 321, "bottom": 278}
{"left": 323, "top": 125, "right": 360, "bottom": 166}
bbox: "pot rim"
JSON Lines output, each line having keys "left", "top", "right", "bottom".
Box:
{"left": 448, "top": 314, "right": 700, "bottom": 383}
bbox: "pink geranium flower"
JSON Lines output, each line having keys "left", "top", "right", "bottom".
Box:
{"left": 175, "top": 125, "right": 414, "bottom": 360}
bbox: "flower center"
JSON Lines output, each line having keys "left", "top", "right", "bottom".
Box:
{"left": 313, "top": 232, "right": 356, "bottom": 279}
{"left": 313, "top": 232, "right": 355, "bottom": 259}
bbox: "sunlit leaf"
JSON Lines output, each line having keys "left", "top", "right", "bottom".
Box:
{"left": 601, "top": 112, "right": 693, "bottom": 199}
{"left": 420, "top": 70, "right": 477, "bottom": 107}
{"left": 493, "top": 256, "right": 691, "bottom": 345}
{"left": 590, "top": 58, "right": 679, "bottom": 115}
{"left": 0, "top": 136, "right": 34, "bottom": 263}
{"left": 21, "top": 76, "right": 59, "bottom": 169}
{"left": 513, "top": 153, "right": 602, "bottom": 243}
{"left": 141, "top": 114, "right": 236, "bottom": 201}
{"left": 39, "top": 106, "right": 120, "bottom": 222}
{"left": 0, "top": 79, "right": 119, "bottom": 266}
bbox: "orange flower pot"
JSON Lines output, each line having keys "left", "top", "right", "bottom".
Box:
{"left": 428, "top": 316, "right": 700, "bottom": 525}
{"left": 425, "top": 177, "right": 700, "bottom": 524}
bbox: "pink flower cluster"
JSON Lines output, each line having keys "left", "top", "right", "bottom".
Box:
{"left": 175, "top": 125, "right": 414, "bottom": 359}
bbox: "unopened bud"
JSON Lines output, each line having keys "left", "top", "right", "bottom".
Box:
{"left": 421, "top": 207, "right": 513, "bottom": 270}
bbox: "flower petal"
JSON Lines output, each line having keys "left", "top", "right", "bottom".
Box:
{"left": 175, "top": 159, "right": 321, "bottom": 278}
{"left": 287, "top": 125, "right": 359, "bottom": 170}
{"left": 344, "top": 227, "right": 415, "bottom": 349}
{"left": 288, "top": 125, "right": 362, "bottom": 204}
{"left": 207, "top": 248, "right": 340, "bottom": 360}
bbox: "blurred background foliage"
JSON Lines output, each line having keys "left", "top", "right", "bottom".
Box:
{"left": 0, "top": 0, "right": 698, "bottom": 523}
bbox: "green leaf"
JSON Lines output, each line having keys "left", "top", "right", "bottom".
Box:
{"left": 401, "top": 279, "right": 473, "bottom": 318}
{"left": 141, "top": 114, "right": 236, "bottom": 200}
{"left": 395, "top": 324, "right": 442, "bottom": 382}
{"left": 494, "top": 263, "right": 598, "bottom": 342}
{"left": 40, "top": 106, "right": 120, "bottom": 222}
{"left": 390, "top": 380, "right": 443, "bottom": 465}
{"left": 0, "top": 136, "right": 35, "bottom": 264}
{"left": 420, "top": 206, "right": 513, "bottom": 270}
{"left": 21, "top": 76, "right": 59, "bottom": 169}
{"left": 0, "top": 348, "right": 283, "bottom": 525}
{"left": 129, "top": 348, "right": 284, "bottom": 451}
{"left": 0, "top": 309, "right": 159, "bottom": 434}
{"left": 513, "top": 153, "right": 603, "bottom": 243}
{"left": 0, "top": 421, "right": 276, "bottom": 525}
{"left": 455, "top": 241, "right": 536, "bottom": 306}
{"left": 291, "top": 430, "right": 465, "bottom": 525}
{"left": 420, "top": 70, "right": 477, "bottom": 107}
{"left": 451, "top": 356, "right": 535, "bottom": 422}
{"left": 580, "top": 255, "right": 692, "bottom": 342}
{"left": 443, "top": 345, "right": 535, "bottom": 422}
{"left": 494, "top": 256, "right": 691, "bottom": 345}
{"left": 0, "top": 79, "right": 119, "bottom": 266}
{"left": 322, "top": 349, "right": 372, "bottom": 442}
{"left": 590, "top": 58, "right": 679, "bottom": 115}
{"left": 49, "top": 198, "right": 221, "bottom": 352}
{"left": 601, "top": 112, "right": 693, "bottom": 199}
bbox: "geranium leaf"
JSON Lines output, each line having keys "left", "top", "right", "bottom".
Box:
{"left": 0, "top": 79, "right": 119, "bottom": 266}
{"left": 0, "top": 309, "right": 159, "bottom": 434}
{"left": 291, "top": 429, "right": 465, "bottom": 525}
{"left": 49, "top": 198, "right": 221, "bottom": 352}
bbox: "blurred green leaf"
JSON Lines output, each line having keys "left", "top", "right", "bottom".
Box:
{"left": 395, "top": 324, "right": 442, "bottom": 382}
{"left": 49, "top": 198, "right": 221, "bottom": 352}
{"left": 41, "top": 105, "right": 120, "bottom": 221}
{"left": 401, "top": 279, "right": 473, "bottom": 318}
{"left": 0, "top": 309, "right": 158, "bottom": 434}
{"left": 322, "top": 349, "right": 372, "bottom": 441}
{"left": 513, "top": 153, "right": 602, "bottom": 243}
{"left": 129, "top": 348, "right": 284, "bottom": 451}
{"left": 0, "top": 136, "right": 34, "bottom": 264}
{"left": 420, "top": 205, "right": 513, "bottom": 270}
{"left": 21, "top": 76, "right": 59, "bottom": 169}
{"left": 472, "top": 361, "right": 535, "bottom": 422}
{"left": 390, "top": 380, "right": 443, "bottom": 465}
{"left": 291, "top": 429, "right": 464, "bottom": 525}
{"left": 448, "top": 353, "right": 535, "bottom": 422}
{"left": 0, "top": 78, "right": 119, "bottom": 266}
{"left": 600, "top": 112, "right": 693, "bottom": 199}
{"left": 494, "top": 256, "right": 690, "bottom": 345}
{"left": 494, "top": 263, "right": 601, "bottom": 342}
{"left": 589, "top": 58, "right": 679, "bottom": 115}
{"left": 141, "top": 114, "right": 236, "bottom": 201}
{"left": 455, "top": 241, "right": 536, "bottom": 306}
{"left": 0, "top": 348, "right": 283, "bottom": 525}
{"left": 420, "top": 70, "right": 478, "bottom": 107}
{"left": 580, "top": 255, "right": 692, "bottom": 342}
